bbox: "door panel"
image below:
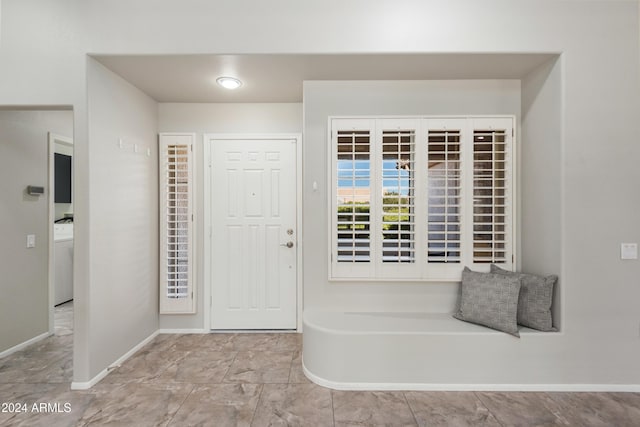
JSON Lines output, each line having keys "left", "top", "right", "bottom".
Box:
{"left": 211, "top": 138, "right": 297, "bottom": 329}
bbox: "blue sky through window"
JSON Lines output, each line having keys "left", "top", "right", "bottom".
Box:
{"left": 338, "top": 160, "right": 410, "bottom": 194}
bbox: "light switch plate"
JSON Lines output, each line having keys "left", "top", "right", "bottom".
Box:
{"left": 621, "top": 243, "right": 638, "bottom": 260}
{"left": 27, "top": 234, "right": 36, "bottom": 248}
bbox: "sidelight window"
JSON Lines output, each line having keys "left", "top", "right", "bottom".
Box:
{"left": 159, "top": 133, "right": 196, "bottom": 313}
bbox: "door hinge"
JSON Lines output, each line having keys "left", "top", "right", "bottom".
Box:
{"left": 191, "top": 214, "right": 194, "bottom": 221}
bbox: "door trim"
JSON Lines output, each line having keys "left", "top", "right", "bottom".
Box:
{"left": 203, "top": 133, "right": 303, "bottom": 331}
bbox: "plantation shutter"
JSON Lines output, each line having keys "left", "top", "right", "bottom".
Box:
{"left": 381, "top": 129, "right": 416, "bottom": 263}
{"left": 330, "top": 116, "right": 515, "bottom": 281}
{"left": 426, "top": 126, "right": 463, "bottom": 265}
{"left": 470, "top": 118, "right": 513, "bottom": 268}
{"left": 377, "top": 119, "right": 421, "bottom": 279}
{"left": 331, "top": 119, "right": 375, "bottom": 278}
{"left": 159, "top": 133, "right": 195, "bottom": 313}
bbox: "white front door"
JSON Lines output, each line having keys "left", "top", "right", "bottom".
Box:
{"left": 210, "top": 138, "right": 297, "bottom": 329}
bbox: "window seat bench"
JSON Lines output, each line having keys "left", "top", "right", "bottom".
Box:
{"left": 302, "top": 309, "right": 560, "bottom": 391}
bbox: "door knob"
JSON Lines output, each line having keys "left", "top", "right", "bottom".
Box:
{"left": 280, "top": 241, "right": 294, "bottom": 248}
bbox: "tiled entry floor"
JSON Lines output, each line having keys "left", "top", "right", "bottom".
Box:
{"left": 1, "top": 332, "right": 640, "bottom": 426}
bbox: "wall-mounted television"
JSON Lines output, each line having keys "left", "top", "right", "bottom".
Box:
{"left": 54, "top": 153, "right": 72, "bottom": 203}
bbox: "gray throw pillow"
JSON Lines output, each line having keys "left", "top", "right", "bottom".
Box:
{"left": 490, "top": 264, "right": 557, "bottom": 332}
{"left": 453, "top": 267, "right": 521, "bottom": 337}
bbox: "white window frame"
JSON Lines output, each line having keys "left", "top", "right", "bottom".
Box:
{"left": 159, "top": 133, "right": 196, "bottom": 313}
{"left": 329, "top": 116, "right": 516, "bottom": 282}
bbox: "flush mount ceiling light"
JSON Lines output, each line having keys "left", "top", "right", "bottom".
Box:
{"left": 216, "top": 76, "right": 242, "bottom": 90}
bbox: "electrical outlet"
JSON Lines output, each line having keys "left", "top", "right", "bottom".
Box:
{"left": 26, "top": 234, "right": 36, "bottom": 248}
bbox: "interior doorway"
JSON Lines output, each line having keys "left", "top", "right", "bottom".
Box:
{"left": 0, "top": 108, "right": 74, "bottom": 382}
{"left": 48, "top": 133, "right": 74, "bottom": 334}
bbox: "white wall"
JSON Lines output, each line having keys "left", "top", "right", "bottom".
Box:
{"left": 0, "top": 109, "right": 73, "bottom": 353}
{"left": 86, "top": 59, "right": 159, "bottom": 378}
{"left": 521, "top": 58, "right": 563, "bottom": 329}
{"left": 158, "top": 103, "right": 302, "bottom": 330}
{"left": 1, "top": 0, "right": 638, "bottom": 385}
{"left": 303, "top": 80, "right": 521, "bottom": 312}
{"left": 0, "top": 0, "right": 91, "bottom": 380}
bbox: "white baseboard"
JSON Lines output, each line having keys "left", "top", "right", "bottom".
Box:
{"left": 302, "top": 359, "right": 640, "bottom": 392}
{"left": 158, "top": 328, "right": 208, "bottom": 334}
{"left": 158, "top": 329, "right": 298, "bottom": 334}
{"left": 71, "top": 330, "right": 159, "bottom": 390}
{"left": 0, "top": 332, "right": 52, "bottom": 359}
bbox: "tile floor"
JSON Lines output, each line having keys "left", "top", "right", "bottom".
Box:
{"left": 1, "top": 308, "right": 639, "bottom": 426}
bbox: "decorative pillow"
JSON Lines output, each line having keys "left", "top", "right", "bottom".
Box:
{"left": 490, "top": 264, "right": 557, "bottom": 332}
{"left": 453, "top": 267, "right": 522, "bottom": 337}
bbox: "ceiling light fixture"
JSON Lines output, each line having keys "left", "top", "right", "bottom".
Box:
{"left": 216, "top": 76, "right": 242, "bottom": 90}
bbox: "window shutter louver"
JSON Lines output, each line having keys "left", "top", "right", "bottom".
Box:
{"left": 472, "top": 128, "right": 510, "bottom": 265}
{"left": 336, "top": 129, "right": 372, "bottom": 264}
{"left": 381, "top": 130, "right": 416, "bottom": 264}
{"left": 427, "top": 129, "right": 462, "bottom": 264}
{"left": 160, "top": 133, "right": 195, "bottom": 313}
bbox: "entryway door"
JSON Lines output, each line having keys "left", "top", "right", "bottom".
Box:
{"left": 209, "top": 137, "right": 297, "bottom": 330}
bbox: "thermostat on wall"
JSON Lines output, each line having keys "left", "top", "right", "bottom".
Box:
{"left": 27, "top": 185, "right": 45, "bottom": 196}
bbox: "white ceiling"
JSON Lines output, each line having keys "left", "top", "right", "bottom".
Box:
{"left": 94, "top": 53, "right": 556, "bottom": 103}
